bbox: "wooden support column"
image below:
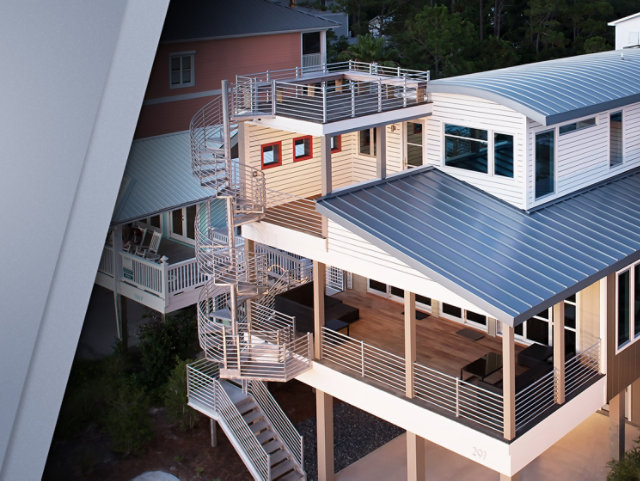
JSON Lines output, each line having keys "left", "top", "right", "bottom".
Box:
{"left": 210, "top": 419, "right": 217, "bottom": 447}
{"left": 404, "top": 291, "right": 416, "bottom": 398}
{"left": 316, "top": 389, "right": 335, "bottom": 481}
{"left": 430, "top": 299, "right": 441, "bottom": 317}
{"left": 502, "top": 323, "right": 516, "bottom": 440}
{"left": 406, "top": 431, "right": 425, "bottom": 481}
{"left": 609, "top": 388, "right": 626, "bottom": 461}
{"left": 553, "top": 301, "right": 566, "bottom": 404}
{"left": 314, "top": 260, "right": 326, "bottom": 360}
{"left": 499, "top": 473, "right": 520, "bottom": 481}
{"left": 376, "top": 125, "right": 386, "bottom": 179}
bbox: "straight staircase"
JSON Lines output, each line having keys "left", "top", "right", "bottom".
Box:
{"left": 189, "top": 80, "right": 310, "bottom": 480}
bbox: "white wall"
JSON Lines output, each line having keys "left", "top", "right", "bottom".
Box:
{"left": 526, "top": 102, "right": 640, "bottom": 209}
{"left": 612, "top": 15, "right": 640, "bottom": 49}
{"left": 0, "top": 1, "right": 168, "bottom": 479}
{"left": 426, "top": 93, "right": 527, "bottom": 209}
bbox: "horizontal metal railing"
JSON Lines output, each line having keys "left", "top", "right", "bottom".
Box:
{"left": 565, "top": 339, "right": 601, "bottom": 398}
{"left": 248, "top": 380, "right": 304, "bottom": 467}
{"left": 186, "top": 360, "right": 271, "bottom": 481}
{"left": 322, "top": 328, "right": 406, "bottom": 393}
{"left": 413, "top": 362, "right": 504, "bottom": 434}
{"left": 254, "top": 243, "right": 314, "bottom": 286}
{"left": 263, "top": 188, "right": 324, "bottom": 237}
{"left": 515, "top": 369, "right": 555, "bottom": 430}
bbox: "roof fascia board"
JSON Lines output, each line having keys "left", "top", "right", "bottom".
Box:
{"left": 545, "top": 93, "right": 640, "bottom": 125}
{"left": 608, "top": 12, "right": 640, "bottom": 25}
{"left": 162, "top": 27, "right": 333, "bottom": 44}
{"left": 315, "top": 201, "right": 518, "bottom": 326}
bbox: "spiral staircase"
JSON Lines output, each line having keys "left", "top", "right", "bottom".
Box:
{"left": 186, "top": 81, "right": 311, "bottom": 481}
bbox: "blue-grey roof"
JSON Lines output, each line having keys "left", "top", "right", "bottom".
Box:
{"left": 161, "top": 0, "right": 338, "bottom": 43}
{"left": 316, "top": 167, "right": 640, "bottom": 325}
{"left": 111, "top": 131, "right": 211, "bottom": 225}
{"left": 428, "top": 49, "right": 640, "bottom": 126}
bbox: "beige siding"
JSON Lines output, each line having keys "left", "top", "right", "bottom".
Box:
{"left": 386, "top": 123, "right": 404, "bottom": 174}
{"left": 578, "top": 279, "right": 600, "bottom": 351}
{"left": 426, "top": 93, "right": 527, "bottom": 209}
{"left": 332, "top": 132, "right": 355, "bottom": 190}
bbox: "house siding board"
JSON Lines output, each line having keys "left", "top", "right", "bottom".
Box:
{"left": 427, "top": 93, "right": 526, "bottom": 209}
{"left": 317, "top": 167, "right": 640, "bottom": 325}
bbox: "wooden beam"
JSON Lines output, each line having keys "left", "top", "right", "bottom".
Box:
{"left": 502, "top": 323, "right": 516, "bottom": 440}
{"left": 313, "top": 260, "right": 326, "bottom": 360}
{"left": 553, "top": 301, "right": 566, "bottom": 405}
{"left": 487, "top": 317, "right": 497, "bottom": 337}
{"left": 404, "top": 291, "right": 416, "bottom": 398}
{"left": 316, "top": 389, "right": 335, "bottom": 481}
{"left": 406, "top": 431, "right": 425, "bottom": 481}
{"left": 376, "top": 125, "right": 386, "bottom": 179}
{"left": 609, "top": 388, "right": 626, "bottom": 461}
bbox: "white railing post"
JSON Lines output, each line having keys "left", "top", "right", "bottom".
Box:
{"left": 349, "top": 59, "right": 353, "bottom": 71}
{"left": 397, "top": 66, "right": 401, "bottom": 77}
{"left": 322, "top": 81, "right": 327, "bottom": 123}
{"left": 350, "top": 80, "right": 355, "bottom": 117}
{"left": 271, "top": 80, "right": 276, "bottom": 116}
{"left": 378, "top": 78, "right": 382, "bottom": 112}
{"left": 161, "top": 256, "right": 169, "bottom": 302}
{"left": 295, "top": 66, "right": 299, "bottom": 78}
{"left": 360, "top": 340, "right": 365, "bottom": 377}
{"left": 455, "top": 377, "right": 460, "bottom": 417}
{"left": 403, "top": 75, "right": 407, "bottom": 108}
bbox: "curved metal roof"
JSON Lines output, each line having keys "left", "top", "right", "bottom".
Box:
{"left": 317, "top": 167, "right": 640, "bottom": 326}
{"left": 428, "top": 49, "right": 640, "bottom": 126}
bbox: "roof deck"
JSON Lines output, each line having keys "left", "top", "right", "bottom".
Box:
{"left": 232, "top": 61, "right": 430, "bottom": 125}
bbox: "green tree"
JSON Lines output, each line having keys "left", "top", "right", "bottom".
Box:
{"left": 104, "top": 381, "right": 153, "bottom": 455}
{"left": 164, "top": 358, "right": 199, "bottom": 431}
{"left": 403, "top": 5, "right": 476, "bottom": 78}
{"left": 337, "top": 34, "right": 396, "bottom": 64}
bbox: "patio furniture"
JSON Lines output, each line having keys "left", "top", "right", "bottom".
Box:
{"left": 461, "top": 352, "right": 502, "bottom": 381}
{"left": 517, "top": 343, "right": 553, "bottom": 369}
{"left": 141, "top": 230, "right": 162, "bottom": 260}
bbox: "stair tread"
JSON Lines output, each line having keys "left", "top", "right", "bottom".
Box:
{"left": 262, "top": 439, "right": 283, "bottom": 454}
{"left": 276, "top": 470, "right": 304, "bottom": 481}
{"left": 250, "top": 419, "right": 269, "bottom": 434}
{"left": 270, "top": 459, "right": 296, "bottom": 480}
{"left": 209, "top": 308, "right": 232, "bottom": 321}
{"left": 242, "top": 409, "right": 264, "bottom": 425}
{"left": 269, "top": 449, "right": 288, "bottom": 466}
{"left": 257, "top": 429, "right": 277, "bottom": 444}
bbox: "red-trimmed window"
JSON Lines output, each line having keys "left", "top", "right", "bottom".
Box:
{"left": 293, "top": 136, "right": 313, "bottom": 162}
{"left": 330, "top": 135, "right": 342, "bottom": 153}
{"left": 261, "top": 141, "right": 282, "bottom": 169}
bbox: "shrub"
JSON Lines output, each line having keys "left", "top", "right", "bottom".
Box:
{"left": 104, "top": 380, "right": 153, "bottom": 455}
{"left": 608, "top": 439, "right": 640, "bottom": 480}
{"left": 164, "top": 358, "right": 199, "bottom": 431}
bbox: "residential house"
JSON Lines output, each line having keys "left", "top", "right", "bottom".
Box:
{"left": 609, "top": 12, "right": 640, "bottom": 50}
{"left": 184, "top": 48, "right": 640, "bottom": 481}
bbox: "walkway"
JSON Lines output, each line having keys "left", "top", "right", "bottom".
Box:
{"left": 336, "top": 412, "right": 638, "bottom": 480}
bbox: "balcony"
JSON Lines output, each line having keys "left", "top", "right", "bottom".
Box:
{"left": 95, "top": 238, "right": 206, "bottom": 313}
{"left": 232, "top": 61, "right": 430, "bottom": 125}
{"left": 314, "top": 290, "right": 602, "bottom": 438}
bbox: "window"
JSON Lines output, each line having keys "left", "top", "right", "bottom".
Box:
{"left": 442, "top": 303, "right": 462, "bottom": 319}
{"left": 444, "top": 124, "right": 488, "bottom": 173}
{"left": 359, "top": 128, "right": 376, "bottom": 156}
{"left": 261, "top": 141, "right": 282, "bottom": 169}
{"left": 610, "top": 111, "right": 623, "bottom": 167}
{"left": 293, "top": 136, "right": 313, "bottom": 162}
{"left": 535, "top": 130, "right": 555, "bottom": 198}
{"left": 466, "top": 310, "right": 487, "bottom": 327}
{"left": 330, "top": 135, "right": 342, "bottom": 153}
{"left": 617, "top": 262, "right": 640, "bottom": 350}
{"left": 170, "top": 53, "right": 194, "bottom": 88}
{"left": 559, "top": 117, "right": 596, "bottom": 135}
{"left": 494, "top": 133, "right": 514, "bottom": 178}
{"left": 406, "top": 121, "right": 423, "bottom": 168}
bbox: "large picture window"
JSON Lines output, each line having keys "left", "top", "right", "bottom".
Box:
{"left": 444, "top": 124, "right": 488, "bottom": 173}
{"left": 535, "top": 130, "right": 555, "bottom": 198}
{"left": 617, "top": 262, "right": 640, "bottom": 349}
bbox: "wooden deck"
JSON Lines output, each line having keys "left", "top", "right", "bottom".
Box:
{"left": 332, "top": 290, "right": 525, "bottom": 379}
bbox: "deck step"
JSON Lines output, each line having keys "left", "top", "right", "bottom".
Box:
{"left": 270, "top": 459, "right": 296, "bottom": 480}
{"left": 209, "top": 308, "right": 232, "bottom": 321}
{"left": 249, "top": 419, "right": 269, "bottom": 435}
{"left": 262, "top": 439, "right": 282, "bottom": 454}
{"left": 276, "top": 469, "right": 305, "bottom": 481}
{"left": 269, "top": 449, "right": 288, "bottom": 466}
{"left": 257, "top": 429, "right": 277, "bottom": 444}
{"left": 242, "top": 409, "right": 264, "bottom": 425}
{"left": 235, "top": 397, "right": 255, "bottom": 413}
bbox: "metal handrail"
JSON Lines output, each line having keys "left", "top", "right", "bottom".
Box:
{"left": 186, "top": 360, "right": 271, "bottom": 481}
{"left": 248, "top": 380, "right": 304, "bottom": 467}
{"left": 564, "top": 339, "right": 601, "bottom": 398}
{"left": 515, "top": 369, "right": 555, "bottom": 430}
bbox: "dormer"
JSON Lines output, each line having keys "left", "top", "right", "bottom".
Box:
{"left": 427, "top": 49, "right": 640, "bottom": 211}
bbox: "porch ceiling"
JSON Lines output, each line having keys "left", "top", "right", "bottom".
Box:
{"left": 317, "top": 166, "right": 640, "bottom": 326}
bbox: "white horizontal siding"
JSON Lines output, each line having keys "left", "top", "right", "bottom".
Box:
{"left": 426, "top": 93, "right": 527, "bottom": 209}
{"left": 386, "top": 123, "right": 404, "bottom": 174}
{"left": 526, "top": 102, "right": 640, "bottom": 209}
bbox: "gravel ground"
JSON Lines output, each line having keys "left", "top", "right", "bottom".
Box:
{"left": 296, "top": 401, "right": 404, "bottom": 481}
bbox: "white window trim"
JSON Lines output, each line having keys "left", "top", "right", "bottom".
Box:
{"left": 533, "top": 128, "right": 557, "bottom": 201}
{"left": 169, "top": 206, "right": 196, "bottom": 245}
{"left": 169, "top": 51, "right": 195, "bottom": 89}
{"left": 615, "top": 260, "right": 640, "bottom": 354}
{"left": 609, "top": 109, "right": 624, "bottom": 170}
{"left": 358, "top": 128, "right": 377, "bottom": 157}
{"left": 404, "top": 120, "right": 424, "bottom": 170}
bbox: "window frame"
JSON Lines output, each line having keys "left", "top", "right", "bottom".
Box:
{"left": 610, "top": 110, "right": 624, "bottom": 169}
{"left": 169, "top": 52, "right": 195, "bottom": 89}
{"left": 330, "top": 135, "right": 342, "bottom": 154}
{"left": 534, "top": 129, "right": 556, "bottom": 200}
{"left": 405, "top": 121, "right": 424, "bottom": 169}
{"left": 292, "top": 136, "right": 313, "bottom": 162}
{"left": 261, "top": 141, "right": 283, "bottom": 170}
{"left": 169, "top": 205, "right": 196, "bottom": 245}
{"left": 616, "top": 261, "right": 640, "bottom": 352}
{"left": 558, "top": 117, "right": 596, "bottom": 136}
{"left": 358, "top": 128, "right": 376, "bottom": 157}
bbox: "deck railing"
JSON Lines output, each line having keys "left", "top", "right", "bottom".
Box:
{"left": 263, "top": 188, "right": 324, "bottom": 238}
{"left": 565, "top": 339, "right": 601, "bottom": 398}
{"left": 254, "top": 243, "right": 314, "bottom": 285}
{"left": 186, "top": 360, "right": 271, "bottom": 481}
{"left": 247, "top": 380, "right": 304, "bottom": 467}
{"left": 97, "top": 246, "right": 206, "bottom": 303}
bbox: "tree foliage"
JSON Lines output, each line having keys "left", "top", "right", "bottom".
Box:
{"left": 331, "top": 0, "right": 638, "bottom": 78}
{"left": 607, "top": 439, "right": 640, "bottom": 480}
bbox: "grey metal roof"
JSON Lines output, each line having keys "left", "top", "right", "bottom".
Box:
{"left": 161, "top": 0, "right": 338, "bottom": 43}
{"left": 111, "top": 131, "right": 211, "bottom": 225}
{"left": 428, "top": 49, "right": 640, "bottom": 126}
{"left": 316, "top": 167, "right": 640, "bottom": 326}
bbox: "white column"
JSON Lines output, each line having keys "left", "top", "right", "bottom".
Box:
{"left": 314, "top": 260, "right": 326, "bottom": 360}
{"left": 376, "top": 125, "right": 386, "bottom": 179}
{"left": 316, "top": 389, "right": 334, "bottom": 481}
